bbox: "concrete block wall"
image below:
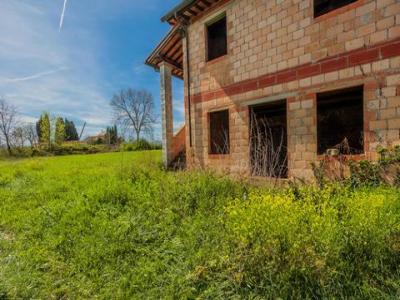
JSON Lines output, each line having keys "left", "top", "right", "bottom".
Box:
{"left": 183, "top": 0, "right": 400, "bottom": 180}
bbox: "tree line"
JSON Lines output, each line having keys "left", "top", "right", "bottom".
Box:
{"left": 35, "top": 112, "right": 80, "bottom": 149}
{"left": 0, "top": 87, "right": 158, "bottom": 155}
{"left": 0, "top": 98, "right": 82, "bottom": 155}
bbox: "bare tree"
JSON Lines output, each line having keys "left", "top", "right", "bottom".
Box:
{"left": 12, "top": 126, "right": 25, "bottom": 148}
{"left": 24, "top": 123, "right": 38, "bottom": 148}
{"left": 110, "top": 89, "right": 156, "bottom": 141}
{"left": 10, "top": 123, "right": 38, "bottom": 150}
{"left": 0, "top": 98, "right": 18, "bottom": 155}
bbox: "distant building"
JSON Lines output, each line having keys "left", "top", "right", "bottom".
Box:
{"left": 84, "top": 132, "right": 107, "bottom": 145}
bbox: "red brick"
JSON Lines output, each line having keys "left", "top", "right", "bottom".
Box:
{"left": 214, "top": 90, "right": 227, "bottom": 98}
{"left": 242, "top": 80, "right": 258, "bottom": 93}
{"left": 276, "top": 70, "right": 297, "bottom": 83}
{"left": 380, "top": 41, "right": 400, "bottom": 58}
{"left": 321, "top": 57, "right": 348, "bottom": 73}
{"left": 297, "top": 64, "right": 320, "bottom": 77}
{"left": 364, "top": 80, "right": 379, "bottom": 90}
{"left": 192, "top": 94, "right": 201, "bottom": 103}
{"left": 349, "top": 48, "right": 379, "bottom": 65}
{"left": 201, "top": 92, "right": 214, "bottom": 102}
{"left": 258, "top": 75, "right": 277, "bottom": 88}
{"left": 225, "top": 84, "right": 242, "bottom": 96}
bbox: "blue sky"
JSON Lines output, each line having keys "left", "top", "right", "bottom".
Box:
{"left": 0, "top": 0, "right": 184, "bottom": 139}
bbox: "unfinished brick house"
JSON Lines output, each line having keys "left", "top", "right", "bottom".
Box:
{"left": 146, "top": 0, "right": 400, "bottom": 180}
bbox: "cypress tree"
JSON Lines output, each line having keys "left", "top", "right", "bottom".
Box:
{"left": 40, "top": 112, "right": 51, "bottom": 149}
{"left": 105, "top": 125, "right": 119, "bottom": 145}
{"left": 36, "top": 117, "right": 42, "bottom": 142}
{"left": 55, "top": 117, "right": 65, "bottom": 145}
{"left": 64, "top": 119, "right": 79, "bottom": 141}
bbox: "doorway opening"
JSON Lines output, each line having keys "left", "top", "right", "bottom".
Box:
{"left": 250, "top": 100, "right": 288, "bottom": 178}
{"left": 317, "top": 86, "right": 364, "bottom": 155}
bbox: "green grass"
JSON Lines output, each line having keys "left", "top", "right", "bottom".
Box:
{"left": 0, "top": 151, "right": 399, "bottom": 299}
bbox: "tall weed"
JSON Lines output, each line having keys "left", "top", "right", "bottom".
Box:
{"left": 0, "top": 152, "right": 399, "bottom": 298}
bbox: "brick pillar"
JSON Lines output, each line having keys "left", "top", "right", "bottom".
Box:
{"left": 287, "top": 95, "right": 317, "bottom": 181}
{"left": 160, "top": 62, "right": 173, "bottom": 168}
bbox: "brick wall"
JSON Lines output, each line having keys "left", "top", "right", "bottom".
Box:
{"left": 171, "top": 125, "right": 186, "bottom": 161}
{"left": 183, "top": 0, "right": 400, "bottom": 180}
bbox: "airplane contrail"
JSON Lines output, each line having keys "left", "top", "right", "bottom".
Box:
{"left": 59, "top": 0, "right": 68, "bottom": 31}
{"left": 1, "top": 68, "right": 69, "bottom": 83}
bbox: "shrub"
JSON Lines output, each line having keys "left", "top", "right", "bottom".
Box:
{"left": 50, "top": 143, "right": 108, "bottom": 155}
{"left": 348, "top": 160, "right": 382, "bottom": 187}
{"left": 31, "top": 148, "right": 52, "bottom": 157}
{"left": 220, "top": 185, "right": 400, "bottom": 298}
{"left": 8, "top": 147, "right": 35, "bottom": 158}
{"left": 348, "top": 146, "right": 400, "bottom": 188}
{"left": 7, "top": 143, "right": 118, "bottom": 158}
{"left": 312, "top": 146, "right": 400, "bottom": 188}
{"left": 0, "top": 142, "right": 123, "bottom": 159}
{"left": 121, "top": 139, "right": 161, "bottom": 152}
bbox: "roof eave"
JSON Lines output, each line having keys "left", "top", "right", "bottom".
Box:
{"left": 161, "top": 0, "right": 197, "bottom": 23}
{"left": 145, "top": 26, "right": 179, "bottom": 67}
{"left": 145, "top": 26, "right": 184, "bottom": 79}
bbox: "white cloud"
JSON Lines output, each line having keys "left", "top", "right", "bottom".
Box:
{"left": 0, "top": 0, "right": 177, "bottom": 139}
{"left": 19, "top": 115, "right": 38, "bottom": 124}
{"left": 173, "top": 99, "right": 185, "bottom": 114}
{"left": 0, "top": 0, "right": 111, "bottom": 137}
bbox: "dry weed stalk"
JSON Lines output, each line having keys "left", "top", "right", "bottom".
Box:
{"left": 250, "top": 112, "right": 287, "bottom": 180}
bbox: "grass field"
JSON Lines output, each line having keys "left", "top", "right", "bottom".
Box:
{"left": 0, "top": 151, "right": 399, "bottom": 299}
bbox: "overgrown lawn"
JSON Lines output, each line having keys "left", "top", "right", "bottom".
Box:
{"left": 0, "top": 152, "right": 399, "bottom": 298}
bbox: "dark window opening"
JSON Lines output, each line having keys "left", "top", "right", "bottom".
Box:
{"left": 314, "top": 0, "right": 357, "bottom": 17}
{"left": 250, "top": 100, "right": 288, "bottom": 178}
{"left": 207, "top": 15, "right": 227, "bottom": 61}
{"left": 209, "top": 109, "right": 230, "bottom": 154}
{"left": 317, "top": 86, "right": 364, "bottom": 155}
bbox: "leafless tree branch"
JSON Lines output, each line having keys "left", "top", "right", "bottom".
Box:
{"left": 0, "top": 98, "right": 18, "bottom": 155}
{"left": 110, "top": 89, "right": 157, "bottom": 141}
